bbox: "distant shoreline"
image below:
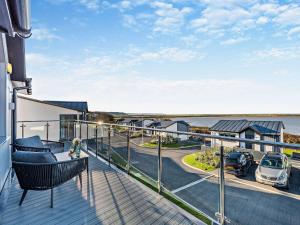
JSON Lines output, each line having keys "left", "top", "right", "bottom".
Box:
{"left": 118, "top": 114, "right": 300, "bottom": 118}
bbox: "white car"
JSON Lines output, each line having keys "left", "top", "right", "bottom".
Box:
{"left": 255, "top": 152, "right": 291, "bottom": 189}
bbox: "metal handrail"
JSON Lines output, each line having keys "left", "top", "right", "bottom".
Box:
{"left": 17, "top": 119, "right": 300, "bottom": 149}
{"left": 16, "top": 118, "right": 300, "bottom": 225}
{"left": 73, "top": 120, "right": 300, "bottom": 150}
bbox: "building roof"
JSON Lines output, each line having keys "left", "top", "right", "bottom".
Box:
{"left": 44, "top": 101, "right": 88, "bottom": 112}
{"left": 210, "top": 120, "right": 284, "bottom": 135}
{"left": 148, "top": 120, "right": 190, "bottom": 128}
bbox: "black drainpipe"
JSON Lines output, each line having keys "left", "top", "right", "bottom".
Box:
{"left": 11, "top": 78, "right": 32, "bottom": 151}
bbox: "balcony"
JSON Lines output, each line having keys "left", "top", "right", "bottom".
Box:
{"left": 1, "top": 120, "right": 300, "bottom": 225}
{"left": 0, "top": 136, "right": 203, "bottom": 224}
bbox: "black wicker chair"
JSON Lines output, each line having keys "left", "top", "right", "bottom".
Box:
{"left": 13, "top": 135, "right": 64, "bottom": 153}
{"left": 13, "top": 151, "right": 88, "bottom": 208}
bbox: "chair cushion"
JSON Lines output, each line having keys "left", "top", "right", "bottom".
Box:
{"left": 13, "top": 151, "right": 57, "bottom": 163}
{"left": 15, "top": 136, "right": 44, "bottom": 148}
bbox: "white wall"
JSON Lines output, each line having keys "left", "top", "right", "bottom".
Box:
{"left": 240, "top": 132, "right": 245, "bottom": 148}
{"left": 211, "top": 131, "right": 239, "bottom": 148}
{"left": 17, "top": 96, "right": 81, "bottom": 141}
{"left": 0, "top": 34, "right": 12, "bottom": 192}
{"left": 165, "top": 123, "right": 189, "bottom": 140}
{"left": 254, "top": 132, "right": 261, "bottom": 151}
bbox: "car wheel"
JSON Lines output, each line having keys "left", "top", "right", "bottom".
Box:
{"left": 285, "top": 180, "right": 290, "bottom": 190}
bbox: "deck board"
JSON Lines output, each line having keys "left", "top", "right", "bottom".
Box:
{"left": 0, "top": 153, "right": 204, "bottom": 225}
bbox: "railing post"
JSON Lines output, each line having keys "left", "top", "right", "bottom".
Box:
{"left": 79, "top": 122, "right": 82, "bottom": 139}
{"left": 108, "top": 126, "right": 111, "bottom": 166}
{"left": 157, "top": 133, "right": 162, "bottom": 193}
{"left": 126, "top": 129, "right": 131, "bottom": 173}
{"left": 21, "top": 123, "right": 25, "bottom": 138}
{"left": 45, "top": 122, "right": 49, "bottom": 142}
{"left": 86, "top": 122, "right": 89, "bottom": 151}
{"left": 217, "top": 141, "right": 225, "bottom": 225}
{"left": 95, "top": 125, "right": 98, "bottom": 157}
{"left": 74, "top": 121, "right": 77, "bottom": 138}
{"left": 67, "top": 121, "right": 70, "bottom": 140}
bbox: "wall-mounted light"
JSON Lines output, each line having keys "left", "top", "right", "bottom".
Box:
{"left": 6, "top": 63, "right": 12, "bottom": 74}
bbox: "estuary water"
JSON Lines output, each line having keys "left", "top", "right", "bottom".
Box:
{"left": 172, "top": 116, "right": 300, "bottom": 135}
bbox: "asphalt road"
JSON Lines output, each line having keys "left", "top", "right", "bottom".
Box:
{"left": 89, "top": 135, "right": 300, "bottom": 225}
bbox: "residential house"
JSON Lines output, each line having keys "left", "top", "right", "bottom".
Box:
{"left": 117, "top": 118, "right": 153, "bottom": 130}
{"left": 17, "top": 95, "right": 88, "bottom": 141}
{"left": 147, "top": 120, "right": 190, "bottom": 140}
{"left": 210, "top": 120, "right": 284, "bottom": 152}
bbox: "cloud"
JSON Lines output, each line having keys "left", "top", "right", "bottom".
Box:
{"left": 48, "top": 0, "right": 104, "bottom": 11}
{"left": 139, "top": 47, "right": 203, "bottom": 62}
{"left": 273, "top": 6, "right": 300, "bottom": 26}
{"left": 252, "top": 47, "right": 300, "bottom": 60}
{"left": 190, "top": 5, "right": 253, "bottom": 36}
{"left": 288, "top": 26, "right": 300, "bottom": 37}
{"left": 78, "top": 0, "right": 102, "bottom": 10}
{"left": 31, "top": 28, "right": 61, "bottom": 41}
{"left": 189, "top": 1, "right": 300, "bottom": 39}
{"left": 122, "top": 15, "right": 138, "bottom": 29}
{"left": 150, "top": 1, "right": 193, "bottom": 33}
{"left": 26, "top": 53, "right": 52, "bottom": 66}
{"left": 256, "top": 16, "right": 269, "bottom": 25}
{"left": 221, "top": 37, "right": 249, "bottom": 45}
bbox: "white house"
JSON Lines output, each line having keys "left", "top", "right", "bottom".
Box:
{"left": 147, "top": 120, "right": 190, "bottom": 141}
{"left": 210, "top": 120, "right": 284, "bottom": 153}
{"left": 117, "top": 118, "right": 154, "bottom": 131}
{"left": 17, "top": 95, "right": 88, "bottom": 141}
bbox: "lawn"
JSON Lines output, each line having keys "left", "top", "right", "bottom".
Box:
{"left": 283, "top": 148, "right": 300, "bottom": 157}
{"left": 183, "top": 151, "right": 219, "bottom": 172}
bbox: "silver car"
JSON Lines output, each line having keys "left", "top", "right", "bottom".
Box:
{"left": 255, "top": 152, "right": 291, "bottom": 189}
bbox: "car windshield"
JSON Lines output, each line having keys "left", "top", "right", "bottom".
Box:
{"left": 260, "top": 157, "right": 283, "bottom": 169}
{"left": 226, "top": 158, "right": 238, "bottom": 164}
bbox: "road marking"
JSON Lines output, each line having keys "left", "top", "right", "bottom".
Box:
{"left": 171, "top": 175, "right": 215, "bottom": 194}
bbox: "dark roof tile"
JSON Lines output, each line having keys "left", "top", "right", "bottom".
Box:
{"left": 210, "top": 120, "right": 284, "bottom": 135}
{"left": 44, "top": 101, "right": 88, "bottom": 112}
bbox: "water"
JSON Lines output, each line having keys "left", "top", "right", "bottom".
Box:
{"left": 172, "top": 116, "right": 300, "bottom": 135}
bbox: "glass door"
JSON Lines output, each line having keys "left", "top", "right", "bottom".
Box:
{"left": 60, "top": 114, "right": 78, "bottom": 141}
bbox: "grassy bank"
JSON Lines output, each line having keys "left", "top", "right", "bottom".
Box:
{"left": 183, "top": 153, "right": 217, "bottom": 171}
{"left": 283, "top": 148, "right": 300, "bottom": 157}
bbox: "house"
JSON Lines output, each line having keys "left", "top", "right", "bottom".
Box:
{"left": 17, "top": 95, "right": 88, "bottom": 141}
{"left": 117, "top": 118, "right": 154, "bottom": 130}
{"left": 147, "top": 120, "right": 190, "bottom": 140}
{"left": 210, "top": 120, "right": 284, "bottom": 152}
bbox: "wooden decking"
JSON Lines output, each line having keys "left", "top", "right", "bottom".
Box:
{"left": 0, "top": 153, "right": 203, "bottom": 225}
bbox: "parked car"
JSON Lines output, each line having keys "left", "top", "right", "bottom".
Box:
{"left": 255, "top": 152, "right": 291, "bottom": 189}
{"left": 225, "top": 151, "right": 254, "bottom": 176}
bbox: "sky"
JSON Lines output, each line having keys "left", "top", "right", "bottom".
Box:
{"left": 26, "top": 0, "right": 300, "bottom": 114}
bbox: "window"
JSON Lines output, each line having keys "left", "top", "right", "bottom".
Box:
{"left": 219, "top": 133, "right": 236, "bottom": 138}
{"left": 60, "top": 114, "right": 78, "bottom": 140}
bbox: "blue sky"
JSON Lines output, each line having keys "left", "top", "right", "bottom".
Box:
{"left": 26, "top": 0, "right": 300, "bottom": 114}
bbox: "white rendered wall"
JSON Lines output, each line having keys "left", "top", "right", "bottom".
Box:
{"left": 254, "top": 133, "right": 261, "bottom": 151}
{"left": 211, "top": 131, "right": 239, "bottom": 148}
{"left": 17, "top": 96, "right": 81, "bottom": 141}
{"left": 165, "top": 123, "right": 189, "bottom": 140}
{"left": 0, "top": 34, "right": 12, "bottom": 192}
